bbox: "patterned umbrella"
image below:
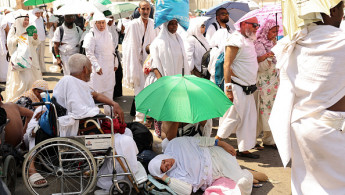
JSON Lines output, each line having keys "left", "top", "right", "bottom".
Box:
{"left": 234, "top": 5, "right": 283, "bottom": 37}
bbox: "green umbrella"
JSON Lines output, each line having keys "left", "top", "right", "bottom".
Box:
{"left": 24, "top": 0, "right": 55, "bottom": 6}
{"left": 108, "top": 2, "right": 137, "bottom": 16}
{"left": 135, "top": 74, "right": 233, "bottom": 124}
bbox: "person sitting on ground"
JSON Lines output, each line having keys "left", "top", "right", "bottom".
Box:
{"left": 149, "top": 136, "right": 268, "bottom": 195}
{"left": 0, "top": 88, "right": 33, "bottom": 147}
{"left": 25, "top": 54, "right": 139, "bottom": 191}
{"left": 14, "top": 80, "right": 49, "bottom": 111}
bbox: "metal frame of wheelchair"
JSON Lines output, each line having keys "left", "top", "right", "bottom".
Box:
{"left": 22, "top": 102, "right": 141, "bottom": 195}
{"left": 0, "top": 119, "right": 17, "bottom": 195}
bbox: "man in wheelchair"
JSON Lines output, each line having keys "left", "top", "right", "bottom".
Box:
{"left": 25, "top": 54, "right": 139, "bottom": 191}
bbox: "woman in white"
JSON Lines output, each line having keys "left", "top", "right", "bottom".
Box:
{"left": 0, "top": 15, "right": 8, "bottom": 82}
{"left": 83, "top": 12, "right": 116, "bottom": 115}
{"left": 150, "top": 19, "right": 190, "bottom": 79}
{"left": 184, "top": 17, "right": 210, "bottom": 77}
{"left": 148, "top": 137, "right": 262, "bottom": 195}
{"left": 5, "top": 10, "right": 42, "bottom": 102}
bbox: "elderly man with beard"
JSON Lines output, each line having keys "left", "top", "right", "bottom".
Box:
{"left": 206, "top": 8, "right": 231, "bottom": 43}
{"left": 122, "top": 0, "right": 159, "bottom": 122}
{"left": 53, "top": 14, "right": 83, "bottom": 75}
{"left": 215, "top": 17, "right": 260, "bottom": 159}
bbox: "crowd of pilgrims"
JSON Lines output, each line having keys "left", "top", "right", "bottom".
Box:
{"left": 0, "top": 1, "right": 284, "bottom": 194}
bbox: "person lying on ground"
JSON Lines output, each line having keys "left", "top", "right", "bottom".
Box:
{"left": 149, "top": 136, "right": 268, "bottom": 195}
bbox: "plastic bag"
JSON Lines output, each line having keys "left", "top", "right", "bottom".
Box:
{"left": 10, "top": 35, "right": 32, "bottom": 71}
{"left": 154, "top": 0, "right": 189, "bottom": 30}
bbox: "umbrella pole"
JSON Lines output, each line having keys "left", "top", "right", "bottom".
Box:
{"left": 182, "top": 67, "right": 184, "bottom": 77}
{"left": 276, "top": 12, "right": 278, "bottom": 40}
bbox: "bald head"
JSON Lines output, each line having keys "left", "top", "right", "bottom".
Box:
{"left": 139, "top": 0, "right": 151, "bottom": 19}
{"left": 139, "top": 0, "right": 150, "bottom": 7}
{"left": 68, "top": 54, "right": 91, "bottom": 75}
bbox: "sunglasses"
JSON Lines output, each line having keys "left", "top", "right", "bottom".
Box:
{"left": 245, "top": 22, "right": 260, "bottom": 28}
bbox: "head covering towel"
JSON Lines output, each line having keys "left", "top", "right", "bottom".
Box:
{"left": 255, "top": 19, "right": 279, "bottom": 57}
{"left": 13, "top": 80, "right": 49, "bottom": 103}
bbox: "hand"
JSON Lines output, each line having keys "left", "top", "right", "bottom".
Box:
{"left": 114, "top": 67, "right": 118, "bottom": 72}
{"left": 33, "top": 33, "right": 38, "bottom": 40}
{"left": 57, "top": 58, "right": 62, "bottom": 68}
{"left": 225, "top": 90, "right": 234, "bottom": 102}
{"left": 112, "top": 102, "right": 124, "bottom": 124}
{"left": 97, "top": 68, "right": 103, "bottom": 75}
{"left": 218, "top": 140, "right": 236, "bottom": 156}
{"left": 34, "top": 110, "right": 45, "bottom": 121}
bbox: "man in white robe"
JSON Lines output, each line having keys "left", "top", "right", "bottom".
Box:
{"left": 269, "top": 1, "right": 345, "bottom": 194}
{"left": 215, "top": 17, "right": 260, "bottom": 159}
{"left": 31, "top": 8, "right": 46, "bottom": 73}
{"left": 53, "top": 15, "right": 82, "bottom": 75}
{"left": 0, "top": 15, "right": 8, "bottom": 82}
{"left": 205, "top": 8, "right": 231, "bottom": 43}
{"left": 122, "top": 0, "right": 159, "bottom": 121}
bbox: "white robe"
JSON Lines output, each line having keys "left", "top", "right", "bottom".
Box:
{"left": 207, "top": 29, "right": 231, "bottom": 83}
{"left": 31, "top": 16, "right": 46, "bottom": 72}
{"left": 0, "top": 15, "right": 8, "bottom": 82}
{"left": 53, "top": 75, "right": 100, "bottom": 137}
{"left": 52, "top": 24, "right": 82, "bottom": 75}
{"left": 216, "top": 31, "right": 258, "bottom": 152}
{"left": 5, "top": 25, "right": 42, "bottom": 102}
{"left": 150, "top": 22, "right": 190, "bottom": 77}
{"left": 122, "top": 17, "right": 159, "bottom": 95}
{"left": 83, "top": 27, "right": 116, "bottom": 94}
{"left": 270, "top": 24, "right": 345, "bottom": 194}
{"left": 161, "top": 137, "right": 253, "bottom": 194}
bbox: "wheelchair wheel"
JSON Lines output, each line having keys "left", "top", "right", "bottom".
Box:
{"left": 109, "top": 180, "right": 132, "bottom": 195}
{"left": 3, "top": 155, "right": 16, "bottom": 194}
{"left": 22, "top": 137, "right": 97, "bottom": 195}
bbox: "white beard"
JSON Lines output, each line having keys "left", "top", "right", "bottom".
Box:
{"left": 245, "top": 28, "right": 257, "bottom": 41}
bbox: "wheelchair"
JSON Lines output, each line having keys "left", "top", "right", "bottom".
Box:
{"left": 0, "top": 119, "right": 17, "bottom": 195}
{"left": 22, "top": 101, "right": 147, "bottom": 195}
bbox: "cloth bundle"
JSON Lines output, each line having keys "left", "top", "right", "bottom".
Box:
{"left": 154, "top": 0, "right": 189, "bottom": 30}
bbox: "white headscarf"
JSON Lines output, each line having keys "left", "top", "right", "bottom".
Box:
{"left": 150, "top": 20, "right": 191, "bottom": 76}
{"left": 187, "top": 17, "right": 210, "bottom": 50}
{"left": 148, "top": 154, "right": 176, "bottom": 178}
{"left": 13, "top": 9, "right": 29, "bottom": 37}
{"left": 86, "top": 11, "right": 113, "bottom": 52}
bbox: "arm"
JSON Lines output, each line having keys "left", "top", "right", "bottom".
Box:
{"left": 257, "top": 52, "right": 274, "bottom": 63}
{"left": 6, "top": 26, "right": 18, "bottom": 55}
{"left": 153, "top": 68, "right": 162, "bottom": 79}
{"left": 18, "top": 105, "right": 34, "bottom": 134}
{"left": 91, "top": 91, "right": 124, "bottom": 123}
{"left": 29, "top": 33, "right": 39, "bottom": 47}
{"left": 158, "top": 175, "right": 192, "bottom": 195}
{"left": 223, "top": 46, "right": 239, "bottom": 102}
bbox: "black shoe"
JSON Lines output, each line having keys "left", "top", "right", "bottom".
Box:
{"left": 263, "top": 144, "right": 277, "bottom": 150}
{"left": 237, "top": 151, "right": 260, "bottom": 159}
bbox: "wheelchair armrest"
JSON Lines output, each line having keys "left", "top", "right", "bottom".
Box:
{"left": 82, "top": 114, "right": 107, "bottom": 121}
{"left": 32, "top": 102, "right": 48, "bottom": 107}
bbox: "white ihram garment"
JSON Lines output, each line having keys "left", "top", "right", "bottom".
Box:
{"left": 0, "top": 15, "right": 8, "bottom": 82}
{"left": 52, "top": 24, "right": 82, "bottom": 75}
{"left": 269, "top": 24, "right": 345, "bottom": 195}
{"left": 32, "top": 16, "right": 46, "bottom": 72}
{"left": 122, "top": 17, "right": 159, "bottom": 95}
{"left": 216, "top": 31, "right": 258, "bottom": 152}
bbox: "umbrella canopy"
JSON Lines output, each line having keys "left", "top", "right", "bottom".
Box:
{"left": 204, "top": 2, "right": 250, "bottom": 31}
{"left": 54, "top": 1, "right": 97, "bottom": 15}
{"left": 24, "top": 0, "right": 55, "bottom": 6}
{"left": 135, "top": 75, "right": 233, "bottom": 124}
{"left": 235, "top": 5, "right": 283, "bottom": 37}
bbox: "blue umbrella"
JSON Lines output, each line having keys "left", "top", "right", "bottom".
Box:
{"left": 204, "top": 2, "right": 250, "bottom": 31}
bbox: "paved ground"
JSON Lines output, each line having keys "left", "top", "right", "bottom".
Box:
{"left": 1, "top": 42, "right": 291, "bottom": 194}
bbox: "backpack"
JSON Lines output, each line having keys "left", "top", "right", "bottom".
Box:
{"left": 212, "top": 22, "right": 231, "bottom": 32}
{"left": 215, "top": 52, "right": 225, "bottom": 90}
{"left": 126, "top": 122, "right": 153, "bottom": 153}
{"left": 52, "top": 26, "right": 81, "bottom": 57}
{"left": 192, "top": 35, "right": 211, "bottom": 79}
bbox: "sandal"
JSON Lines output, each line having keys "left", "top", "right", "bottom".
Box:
{"left": 255, "top": 144, "right": 264, "bottom": 150}
{"left": 29, "top": 173, "right": 48, "bottom": 188}
{"left": 236, "top": 151, "right": 260, "bottom": 159}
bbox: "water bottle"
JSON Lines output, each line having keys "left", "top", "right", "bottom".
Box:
{"left": 40, "top": 92, "right": 50, "bottom": 109}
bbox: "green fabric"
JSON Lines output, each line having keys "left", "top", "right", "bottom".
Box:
{"left": 98, "top": 0, "right": 112, "bottom": 5}
{"left": 26, "top": 25, "right": 37, "bottom": 36}
{"left": 24, "top": 0, "right": 55, "bottom": 6}
{"left": 135, "top": 75, "right": 233, "bottom": 124}
{"left": 108, "top": 3, "right": 137, "bottom": 14}
{"left": 103, "top": 10, "right": 112, "bottom": 17}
